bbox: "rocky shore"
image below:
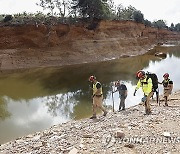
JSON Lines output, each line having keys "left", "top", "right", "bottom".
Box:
{"left": 0, "top": 91, "right": 180, "bottom": 154}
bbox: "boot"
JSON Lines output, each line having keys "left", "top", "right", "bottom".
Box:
{"left": 118, "top": 107, "right": 121, "bottom": 112}
{"left": 165, "top": 102, "right": 168, "bottom": 106}
{"left": 90, "top": 114, "right": 96, "bottom": 119}
{"left": 146, "top": 111, "right": 152, "bottom": 115}
{"left": 103, "top": 111, "right": 107, "bottom": 116}
{"left": 164, "top": 97, "right": 168, "bottom": 106}
{"left": 145, "top": 108, "right": 151, "bottom": 115}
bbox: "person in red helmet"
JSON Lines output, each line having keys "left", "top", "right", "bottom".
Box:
{"left": 159, "top": 73, "right": 173, "bottom": 106}
{"left": 89, "top": 75, "right": 107, "bottom": 119}
{"left": 134, "top": 70, "right": 154, "bottom": 114}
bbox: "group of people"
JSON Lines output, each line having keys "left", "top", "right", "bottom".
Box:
{"left": 88, "top": 71, "right": 173, "bottom": 119}
{"left": 88, "top": 75, "right": 127, "bottom": 119}
{"left": 134, "top": 71, "right": 173, "bottom": 114}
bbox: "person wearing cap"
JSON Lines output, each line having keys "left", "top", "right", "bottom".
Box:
{"left": 159, "top": 73, "right": 173, "bottom": 106}
{"left": 133, "top": 70, "right": 153, "bottom": 114}
{"left": 113, "top": 80, "right": 127, "bottom": 111}
{"left": 89, "top": 75, "right": 107, "bottom": 119}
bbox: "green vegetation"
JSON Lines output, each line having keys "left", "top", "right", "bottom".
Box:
{"left": 152, "top": 20, "right": 167, "bottom": 29}
{"left": 72, "top": 0, "right": 112, "bottom": 20}
{"left": 0, "top": 0, "right": 180, "bottom": 31}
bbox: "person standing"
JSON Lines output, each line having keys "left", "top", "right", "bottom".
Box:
{"left": 113, "top": 80, "right": 127, "bottom": 111}
{"left": 89, "top": 75, "right": 107, "bottom": 119}
{"left": 134, "top": 70, "right": 153, "bottom": 115}
{"left": 159, "top": 73, "right": 173, "bottom": 106}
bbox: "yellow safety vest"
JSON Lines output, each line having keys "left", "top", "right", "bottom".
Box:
{"left": 93, "top": 81, "right": 103, "bottom": 95}
{"left": 135, "top": 76, "right": 152, "bottom": 95}
{"left": 162, "top": 79, "right": 170, "bottom": 88}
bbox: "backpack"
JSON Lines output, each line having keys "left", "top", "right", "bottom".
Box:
{"left": 146, "top": 72, "right": 158, "bottom": 91}
{"left": 140, "top": 72, "right": 159, "bottom": 104}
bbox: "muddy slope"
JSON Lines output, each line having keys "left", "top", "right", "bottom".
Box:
{"left": 0, "top": 20, "right": 180, "bottom": 70}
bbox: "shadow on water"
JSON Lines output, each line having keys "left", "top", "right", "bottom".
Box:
{"left": 0, "top": 45, "right": 180, "bottom": 144}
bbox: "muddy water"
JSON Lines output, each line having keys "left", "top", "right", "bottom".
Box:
{"left": 0, "top": 46, "right": 180, "bottom": 144}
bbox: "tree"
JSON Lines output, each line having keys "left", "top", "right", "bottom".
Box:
{"left": 106, "top": 0, "right": 116, "bottom": 19}
{"left": 152, "top": 20, "right": 167, "bottom": 29}
{"left": 38, "top": 0, "right": 56, "bottom": 15}
{"left": 133, "top": 11, "right": 144, "bottom": 23}
{"left": 55, "top": 0, "right": 72, "bottom": 17}
{"left": 115, "top": 5, "right": 137, "bottom": 20}
{"left": 72, "top": 0, "right": 112, "bottom": 20}
{"left": 37, "top": 0, "right": 71, "bottom": 17}
{"left": 116, "top": 4, "right": 124, "bottom": 19}
{"left": 175, "top": 23, "right": 180, "bottom": 32}
{"left": 169, "top": 23, "right": 175, "bottom": 31}
{"left": 143, "top": 19, "right": 152, "bottom": 27}
{"left": 3, "top": 15, "right": 13, "bottom": 22}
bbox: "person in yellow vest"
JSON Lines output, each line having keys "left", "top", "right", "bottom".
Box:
{"left": 159, "top": 73, "right": 173, "bottom": 106}
{"left": 89, "top": 75, "right": 107, "bottom": 119}
{"left": 133, "top": 70, "right": 153, "bottom": 114}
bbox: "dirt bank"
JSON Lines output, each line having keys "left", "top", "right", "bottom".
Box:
{"left": 0, "top": 91, "right": 180, "bottom": 153}
{"left": 0, "top": 20, "right": 180, "bottom": 71}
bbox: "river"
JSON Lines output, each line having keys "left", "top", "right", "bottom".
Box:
{"left": 0, "top": 45, "right": 180, "bottom": 144}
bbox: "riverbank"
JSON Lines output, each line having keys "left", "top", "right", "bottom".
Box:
{"left": 0, "top": 91, "right": 180, "bottom": 153}
{"left": 1, "top": 20, "right": 180, "bottom": 71}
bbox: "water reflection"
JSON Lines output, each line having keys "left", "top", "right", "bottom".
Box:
{"left": 144, "top": 54, "right": 180, "bottom": 93}
{"left": 0, "top": 46, "right": 180, "bottom": 144}
{"left": 0, "top": 97, "right": 11, "bottom": 120}
{"left": 0, "top": 96, "right": 70, "bottom": 144}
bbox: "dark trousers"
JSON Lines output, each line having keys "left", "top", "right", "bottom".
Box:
{"left": 119, "top": 96, "right": 126, "bottom": 110}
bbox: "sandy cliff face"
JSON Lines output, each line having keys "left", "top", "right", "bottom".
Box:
{"left": 0, "top": 20, "right": 180, "bottom": 71}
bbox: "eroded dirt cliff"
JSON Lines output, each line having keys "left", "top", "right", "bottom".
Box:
{"left": 0, "top": 20, "right": 180, "bottom": 71}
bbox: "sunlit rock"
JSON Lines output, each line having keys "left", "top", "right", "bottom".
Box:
{"left": 154, "top": 52, "right": 167, "bottom": 58}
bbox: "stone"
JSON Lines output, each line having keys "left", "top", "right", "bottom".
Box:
{"left": 114, "top": 131, "right": 125, "bottom": 139}
{"left": 83, "top": 134, "right": 93, "bottom": 138}
{"left": 154, "top": 52, "right": 167, "bottom": 58}
{"left": 124, "top": 144, "right": 135, "bottom": 148}
{"left": 163, "top": 132, "right": 171, "bottom": 137}
{"left": 68, "top": 147, "right": 78, "bottom": 154}
{"left": 79, "top": 144, "right": 84, "bottom": 149}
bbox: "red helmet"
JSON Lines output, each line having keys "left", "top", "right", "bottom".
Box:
{"left": 115, "top": 80, "right": 120, "bottom": 86}
{"left": 163, "top": 73, "right": 169, "bottom": 78}
{"left": 89, "top": 75, "right": 96, "bottom": 82}
{"left": 136, "top": 70, "right": 145, "bottom": 79}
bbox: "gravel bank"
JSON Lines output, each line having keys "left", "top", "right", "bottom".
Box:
{"left": 0, "top": 92, "right": 180, "bottom": 154}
